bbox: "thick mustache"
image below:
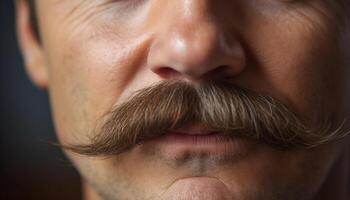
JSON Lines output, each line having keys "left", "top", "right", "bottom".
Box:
{"left": 64, "top": 81, "right": 348, "bottom": 157}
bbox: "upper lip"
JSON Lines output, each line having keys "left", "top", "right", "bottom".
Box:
{"left": 172, "top": 123, "right": 218, "bottom": 135}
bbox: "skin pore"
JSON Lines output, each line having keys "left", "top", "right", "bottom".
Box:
{"left": 17, "top": 0, "right": 350, "bottom": 200}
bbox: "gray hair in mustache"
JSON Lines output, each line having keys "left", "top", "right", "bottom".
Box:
{"left": 64, "top": 81, "right": 349, "bottom": 157}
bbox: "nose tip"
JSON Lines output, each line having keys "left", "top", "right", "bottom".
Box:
{"left": 148, "top": 19, "right": 246, "bottom": 83}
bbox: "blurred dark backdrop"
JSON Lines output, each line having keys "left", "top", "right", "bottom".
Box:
{"left": 0, "top": 1, "right": 82, "bottom": 199}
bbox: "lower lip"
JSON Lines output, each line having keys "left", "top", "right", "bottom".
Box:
{"left": 153, "top": 132, "right": 256, "bottom": 155}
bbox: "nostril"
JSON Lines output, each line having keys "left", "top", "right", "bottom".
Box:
{"left": 154, "top": 67, "right": 181, "bottom": 79}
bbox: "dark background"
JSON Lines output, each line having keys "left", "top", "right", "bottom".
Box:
{"left": 1, "top": 1, "right": 82, "bottom": 199}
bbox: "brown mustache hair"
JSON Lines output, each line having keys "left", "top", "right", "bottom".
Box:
{"left": 64, "top": 81, "right": 349, "bottom": 157}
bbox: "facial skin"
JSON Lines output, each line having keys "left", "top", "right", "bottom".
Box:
{"left": 17, "top": 0, "right": 350, "bottom": 200}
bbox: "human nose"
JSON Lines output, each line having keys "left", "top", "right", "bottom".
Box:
{"left": 147, "top": 0, "right": 246, "bottom": 83}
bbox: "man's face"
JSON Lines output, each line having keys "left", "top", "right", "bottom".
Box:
{"left": 17, "top": 0, "right": 350, "bottom": 199}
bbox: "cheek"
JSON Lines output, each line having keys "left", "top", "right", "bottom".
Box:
{"left": 46, "top": 30, "right": 148, "bottom": 143}
{"left": 239, "top": 5, "right": 345, "bottom": 116}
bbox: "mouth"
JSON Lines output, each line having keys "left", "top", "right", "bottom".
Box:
{"left": 153, "top": 123, "right": 257, "bottom": 157}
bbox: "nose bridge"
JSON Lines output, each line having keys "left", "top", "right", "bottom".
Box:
{"left": 170, "top": 0, "right": 221, "bottom": 52}
{"left": 179, "top": 0, "right": 213, "bottom": 25}
{"left": 148, "top": 0, "right": 245, "bottom": 81}
{"left": 170, "top": 18, "right": 222, "bottom": 67}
